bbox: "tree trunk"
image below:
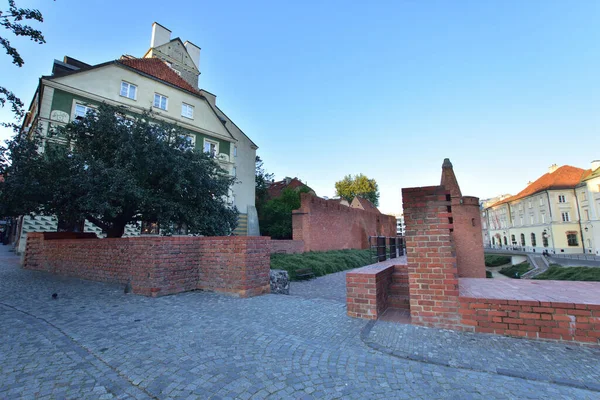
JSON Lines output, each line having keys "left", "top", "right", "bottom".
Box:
{"left": 105, "top": 224, "right": 126, "bottom": 238}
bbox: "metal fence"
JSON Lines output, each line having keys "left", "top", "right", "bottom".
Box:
{"left": 369, "top": 236, "right": 405, "bottom": 262}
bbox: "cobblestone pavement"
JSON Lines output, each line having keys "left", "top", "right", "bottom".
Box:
{"left": 1, "top": 247, "right": 599, "bottom": 399}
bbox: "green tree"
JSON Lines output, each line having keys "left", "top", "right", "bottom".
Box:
{"left": 260, "top": 187, "right": 310, "bottom": 239}
{"left": 334, "top": 173, "right": 380, "bottom": 206}
{"left": 1, "top": 0, "right": 49, "bottom": 130}
{"left": 255, "top": 155, "right": 273, "bottom": 207}
{"left": 0, "top": 103, "right": 238, "bottom": 237}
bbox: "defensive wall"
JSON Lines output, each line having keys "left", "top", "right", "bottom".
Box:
{"left": 292, "top": 193, "right": 396, "bottom": 252}
{"left": 346, "top": 159, "right": 600, "bottom": 345}
{"left": 23, "top": 233, "right": 271, "bottom": 298}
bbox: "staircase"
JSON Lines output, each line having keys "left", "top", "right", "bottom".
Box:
{"left": 233, "top": 213, "right": 248, "bottom": 236}
{"left": 387, "top": 265, "right": 410, "bottom": 310}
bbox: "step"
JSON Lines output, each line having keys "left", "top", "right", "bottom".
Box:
{"left": 387, "top": 294, "right": 410, "bottom": 309}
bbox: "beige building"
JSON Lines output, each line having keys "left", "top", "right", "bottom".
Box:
{"left": 16, "top": 22, "right": 258, "bottom": 250}
{"left": 485, "top": 163, "right": 599, "bottom": 255}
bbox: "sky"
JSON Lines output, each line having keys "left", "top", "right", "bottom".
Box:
{"left": 1, "top": 0, "right": 599, "bottom": 215}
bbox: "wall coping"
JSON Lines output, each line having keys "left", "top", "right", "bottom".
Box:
{"left": 348, "top": 259, "right": 407, "bottom": 275}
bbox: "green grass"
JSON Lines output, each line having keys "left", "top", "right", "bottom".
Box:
{"left": 533, "top": 265, "right": 600, "bottom": 282}
{"left": 485, "top": 255, "right": 511, "bottom": 267}
{"left": 499, "top": 262, "right": 533, "bottom": 278}
{"left": 270, "top": 249, "right": 372, "bottom": 280}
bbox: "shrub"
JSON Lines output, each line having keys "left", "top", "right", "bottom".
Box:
{"left": 486, "top": 270, "right": 493, "bottom": 278}
{"left": 499, "top": 262, "right": 532, "bottom": 278}
{"left": 533, "top": 266, "right": 600, "bottom": 282}
{"left": 271, "top": 249, "right": 372, "bottom": 280}
{"left": 485, "top": 255, "right": 511, "bottom": 267}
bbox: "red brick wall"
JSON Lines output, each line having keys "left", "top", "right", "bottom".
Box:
{"left": 402, "top": 186, "right": 462, "bottom": 329}
{"left": 270, "top": 240, "right": 304, "bottom": 254}
{"left": 459, "top": 298, "right": 600, "bottom": 345}
{"left": 23, "top": 233, "right": 270, "bottom": 298}
{"left": 292, "top": 193, "right": 396, "bottom": 252}
{"left": 346, "top": 263, "right": 394, "bottom": 319}
{"left": 451, "top": 196, "right": 486, "bottom": 278}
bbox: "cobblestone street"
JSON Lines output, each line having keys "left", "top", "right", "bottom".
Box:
{"left": 1, "top": 246, "right": 599, "bottom": 399}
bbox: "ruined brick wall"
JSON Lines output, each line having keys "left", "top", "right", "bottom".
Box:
{"left": 292, "top": 193, "right": 396, "bottom": 252}
{"left": 23, "top": 233, "right": 270, "bottom": 297}
{"left": 402, "top": 186, "right": 462, "bottom": 329}
{"left": 270, "top": 240, "right": 304, "bottom": 254}
{"left": 346, "top": 263, "right": 395, "bottom": 319}
{"left": 451, "top": 197, "right": 486, "bottom": 278}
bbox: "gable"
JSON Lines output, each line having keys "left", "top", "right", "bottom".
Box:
{"left": 150, "top": 39, "right": 199, "bottom": 73}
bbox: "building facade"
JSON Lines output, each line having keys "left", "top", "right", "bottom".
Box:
{"left": 16, "top": 22, "right": 258, "bottom": 250}
{"left": 484, "top": 163, "right": 599, "bottom": 255}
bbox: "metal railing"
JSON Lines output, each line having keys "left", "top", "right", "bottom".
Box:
{"left": 369, "top": 236, "right": 405, "bottom": 262}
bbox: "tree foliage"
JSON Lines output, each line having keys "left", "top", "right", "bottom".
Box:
{"left": 334, "top": 173, "right": 380, "bottom": 206}
{"left": 0, "top": 103, "right": 238, "bottom": 237}
{"left": 1, "top": 0, "right": 49, "bottom": 130}
{"left": 260, "top": 186, "right": 310, "bottom": 240}
{"left": 255, "top": 155, "right": 273, "bottom": 207}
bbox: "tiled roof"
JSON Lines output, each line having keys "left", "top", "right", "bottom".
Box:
{"left": 267, "top": 178, "right": 314, "bottom": 199}
{"left": 118, "top": 57, "right": 199, "bottom": 94}
{"left": 490, "top": 165, "right": 591, "bottom": 208}
{"left": 350, "top": 197, "right": 381, "bottom": 214}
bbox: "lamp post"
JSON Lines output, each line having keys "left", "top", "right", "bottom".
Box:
{"left": 584, "top": 224, "right": 594, "bottom": 255}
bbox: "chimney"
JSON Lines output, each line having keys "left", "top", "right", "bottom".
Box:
{"left": 548, "top": 164, "right": 559, "bottom": 174}
{"left": 184, "top": 41, "right": 201, "bottom": 71}
{"left": 592, "top": 160, "right": 600, "bottom": 171}
{"left": 151, "top": 22, "right": 171, "bottom": 48}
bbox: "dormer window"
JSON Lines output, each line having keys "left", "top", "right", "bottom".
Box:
{"left": 120, "top": 81, "right": 137, "bottom": 100}
{"left": 153, "top": 93, "right": 168, "bottom": 110}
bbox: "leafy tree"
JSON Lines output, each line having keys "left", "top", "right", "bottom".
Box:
{"left": 334, "top": 173, "right": 380, "bottom": 206}
{"left": 0, "top": 103, "right": 238, "bottom": 237}
{"left": 255, "top": 155, "right": 273, "bottom": 207}
{"left": 1, "top": 0, "right": 49, "bottom": 130}
{"left": 260, "top": 186, "right": 310, "bottom": 239}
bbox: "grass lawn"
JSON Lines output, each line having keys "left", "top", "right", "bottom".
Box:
{"left": 499, "top": 262, "right": 533, "bottom": 278}
{"left": 485, "top": 255, "right": 511, "bottom": 267}
{"left": 270, "top": 249, "right": 372, "bottom": 280}
{"left": 533, "top": 265, "right": 600, "bottom": 282}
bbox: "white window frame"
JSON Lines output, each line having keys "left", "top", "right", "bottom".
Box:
{"left": 154, "top": 93, "right": 168, "bottom": 110}
{"left": 561, "top": 212, "right": 570, "bottom": 222}
{"left": 203, "top": 139, "right": 219, "bottom": 157}
{"left": 120, "top": 81, "right": 137, "bottom": 100}
{"left": 181, "top": 103, "right": 194, "bottom": 119}
{"left": 558, "top": 195, "right": 566, "bottom": 203}
{"left": 232, "top": 166, "right": 237, "bottom": 177}
{"left": 541, "top": 213, "right": 546, "bottom": 223}
{"left": 181, "top": 133, "right": 196, "bottom": 147}
{"left": 539, "top": 197, "right": 543, "bottom": 206}
{"left": 233, "top": 145, "right": 237, "bottom": 158}
{"left": 74, "top": 103, "right": 93, "bottom": 120}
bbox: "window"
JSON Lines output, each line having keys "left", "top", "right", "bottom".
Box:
{"left": 232, "top": 166, "right": 237, "bottom": 177}
{"left": 233, "top": 145, "right": 237, "bottom": 158}
{"left": 120, "top": 82, "right": 137, "bottom": 100}
{"left": 520, "top": 217, "right": 523, "bottom": 226}
{"left": 203, "top": 139, "right": 218, "bottom": 157}
{"left": 181, "top": 103, "right": 194, "bottom": 119}
{"left": 567, "top": 233, "right": 579, "bottom": 247}
{"left": 542, "top": 236, "right": 548, "bottom": 247}
{"left": 541, "top": 213, "right": 546, "bottom": 223}
{"left": 503, "top": 236, "right": 507, "bottom": 246}
{"left": 585, "top": 209, "right": 590, "bottom": 220}
{"left": 539, "top": 197, "right": 543, "bottom": 206}
{"left": 511, "top": 234, "right": 516, "bottom": 245}
{"left": 558, "top": 195, "right": 566, "bottom": 203}
{"left": 581, "top": 191, "right": 586, "bottom": 201}
{"left": 154, "top": 93, "right": 168, "bottom": 110}
{"left": 520, "top": 233, "right": 525, "bottom": 246}
{"left": 528, "top": 201, "right": 532, "bottom": 209}
{"left": 531, "top": 233, "right": 536, "bottom": 247}
{"left": 74, "top": 104, "right": 93, "bottom": 119}
{"left": 561, "top": 212, "right": 570, "bottom": 222}
{"left": 530, "top": 215, "right": 534, "bottom": 225}
{"left": 518, "top": 204, "right": 523, "bottom": 211}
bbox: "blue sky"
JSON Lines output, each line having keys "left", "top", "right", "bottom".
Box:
{"left": 1, "top": 0, "right": 598, "bottom": 214}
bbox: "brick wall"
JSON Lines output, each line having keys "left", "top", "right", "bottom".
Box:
{"left": 270, "top": 240, "right": 304, "bottom": 254}
{"left": 459, "top": 298, "right": 600, "bottom": 345}
{"left": 23, "top": 233, "right": 271, "bottom": 298}
{"left": 402, "top": 186, "right": 462, "bottom": 329}
{"left": 451, "top": 196, "right": 486, "bottom": 278}
{"left": 346, "top": 263, "right": 395, "bottom": 319}
{"left": 292, "top": 193, "right": 396, "bottom": 252}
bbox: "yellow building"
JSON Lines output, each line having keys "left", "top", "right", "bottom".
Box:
{"left": 485, "top": 163, "right": 598, "bottom": 255}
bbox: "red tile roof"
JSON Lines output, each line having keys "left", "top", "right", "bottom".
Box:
{"left": 118, "top": 57, "right": 200, "bottom": 94}
{"left": 267, "top": 178, "right": 314, "bottom": 199}
{"left": 350, "top": 197, "right": 381, "bottom": 213}
{"left": 491, "top": 165, "right": 591, "bottom": 207}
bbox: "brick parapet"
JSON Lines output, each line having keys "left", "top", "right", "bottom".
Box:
{"left": 292, "top": 193, "right": 396, "bottom": 252}
{"left": 459, "top": 297, "right": 600, "bottom": 345}
{"left": 402, "top": 186, "right": 462, "bottom": 329}
{"left": 22, "top": 234, "right": 271, "bottom": 298}
{"left": 346, "top": 263, "right": 396, "bottom": 319}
